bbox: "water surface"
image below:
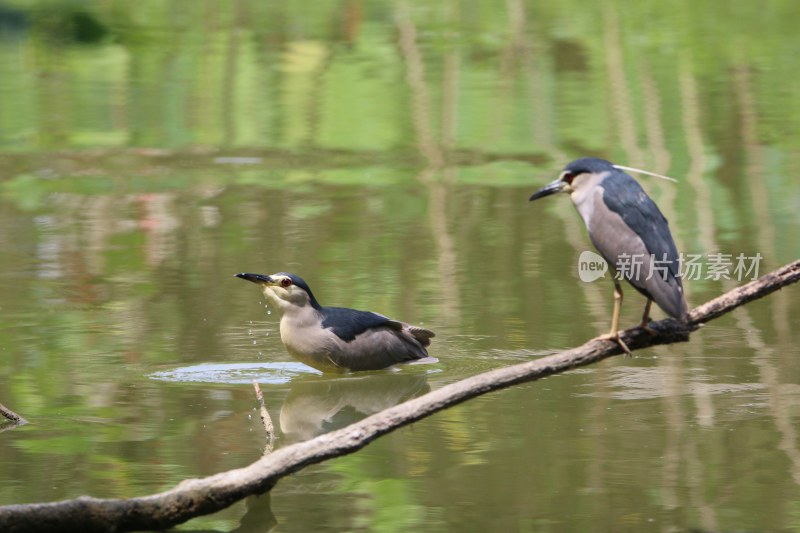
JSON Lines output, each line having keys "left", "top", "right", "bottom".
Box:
{"left": 1, "top": 2, "right": 799, "bottom": 532}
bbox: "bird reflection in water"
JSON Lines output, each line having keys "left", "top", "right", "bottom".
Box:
{"left": 278, "top": 372, "right": 430, "bottom": 443}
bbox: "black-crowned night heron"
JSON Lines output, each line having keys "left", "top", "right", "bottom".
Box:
{"left": 529, "top": 157, "right": 688, "bottom": 353}
{"left": 235, "top": 272, "right": 436, "bottom": 373}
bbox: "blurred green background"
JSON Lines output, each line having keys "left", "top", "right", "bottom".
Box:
{"left": 1, "top": 1, "right": 799, "bottom": 531}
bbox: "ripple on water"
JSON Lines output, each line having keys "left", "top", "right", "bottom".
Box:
{"left": 148, "top": 362, "right": 320, "bottom": 385}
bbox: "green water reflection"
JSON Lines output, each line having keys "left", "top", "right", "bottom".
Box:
{"left": 1, "top": 1, "right": 799, "bottom": 532}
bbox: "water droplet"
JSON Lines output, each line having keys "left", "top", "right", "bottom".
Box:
{"left": 252, "top": 340, "right": 257, "bottom": 345}
{"left": 267, "top": 310, "right": 272, "bottom": 315}
{"left": 248, "top": 329, "right": 252, "bottom": 335}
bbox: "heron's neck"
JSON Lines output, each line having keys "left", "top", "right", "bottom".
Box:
{"left": 570, "top": 172, "right": 607, "bottom": 227}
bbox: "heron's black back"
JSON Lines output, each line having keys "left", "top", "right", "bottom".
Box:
{"left": 320, "top": 307, "right": 394, "bottom": 341}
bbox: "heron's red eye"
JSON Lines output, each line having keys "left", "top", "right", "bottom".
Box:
{"left": 562, "top": 172, "right": 576, "bottom": 185}
{"left": 280, "top": 278, "right": 293, "bottom": 288}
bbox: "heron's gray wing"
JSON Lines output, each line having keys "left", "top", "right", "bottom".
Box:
{"left": 317, "top": 311, "right": 434, "bottom": 370}
{"left": 600, "top": 172, "right": 681, "bottom": 279}
{"left": 385, "top": 320, "right": 435, "bottom": 347}
{"left": 595, "top": 173, "right": 688, "bottom": 318}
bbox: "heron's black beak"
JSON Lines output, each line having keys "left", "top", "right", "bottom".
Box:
{"left": 529, "top": 179, "right": 567, "bottom": 201}
{"left": 235, "top": 273, "right": 274, "bottom": 284}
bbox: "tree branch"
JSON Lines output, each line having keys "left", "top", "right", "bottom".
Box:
{"left": 0, "top": 402, "right": 27, "bottom": 427}
{"left": 253, "top": 380, "right": 275, "bottom": 454}
{"left": 1, "top": 259, "right": 798, "bottom": 532}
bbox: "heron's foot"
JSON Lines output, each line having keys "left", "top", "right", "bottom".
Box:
{"left": 597, "top": 332, "right": 632, "bottom": 356}
{"left": 639, "top": 320, "right": 657, "bottom": 336}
